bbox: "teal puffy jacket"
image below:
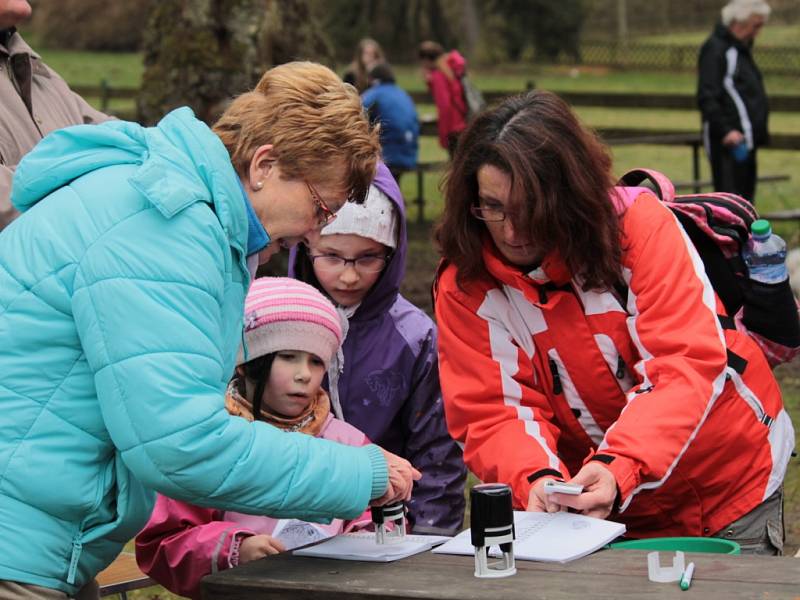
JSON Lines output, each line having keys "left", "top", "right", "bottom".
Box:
{"left": 0, "top": 108, "right": 387, "bottom": 594}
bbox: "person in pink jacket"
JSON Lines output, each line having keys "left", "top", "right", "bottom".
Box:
{"left": 135, "top": 277, "right": 373, "bottom": 599}
{"left": 418, "top": 40, "right": 467, "bottom": 156}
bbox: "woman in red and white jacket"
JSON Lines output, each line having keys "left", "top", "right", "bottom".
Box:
{"left": 433, "top": 90, "right": 794, "bottom": 554}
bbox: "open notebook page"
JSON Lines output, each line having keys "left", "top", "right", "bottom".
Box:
{"left": 433, "top": 511, "right": 625, "bottom": 563}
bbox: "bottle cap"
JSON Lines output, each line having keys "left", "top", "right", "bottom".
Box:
{"left": 751, "top": 219, "right": 771, "bottom": 237}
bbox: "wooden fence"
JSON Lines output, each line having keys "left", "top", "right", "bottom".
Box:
{"left": 71, "top": 81, "right": 797, "bottom": 222}
{"left": 74, "top": 81, "right": 800, "bottom": 119}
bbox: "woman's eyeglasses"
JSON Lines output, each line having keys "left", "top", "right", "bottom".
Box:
{"left": 309, "top": 253, "right": 390, "bottom": 273}
{"left": 306, "top": 181, "right": 337, "bottom": 227}
{"left": 470, "top": 204, "right": 508, "bottom": 223}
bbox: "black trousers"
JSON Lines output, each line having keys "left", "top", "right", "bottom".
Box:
{"left": 706, "top": 135, "right": 758, "bottom": 203}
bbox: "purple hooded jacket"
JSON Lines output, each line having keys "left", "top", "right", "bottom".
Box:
{"left": 289, "top": 164, "right": 466, "bottom": 535}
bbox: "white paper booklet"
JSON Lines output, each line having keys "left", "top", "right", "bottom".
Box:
{"left": 293, "top": 531, "right": 451, "bottom": 562}
{"left": 271, "top": 519, "right": 334, "bottom": 551}
{"left": 432, "top": 511, "right": 625, "bottom": 564}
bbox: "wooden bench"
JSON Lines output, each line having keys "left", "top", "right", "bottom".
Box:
{"left": 97, "top": 552, "right": 153, "bottom": 599}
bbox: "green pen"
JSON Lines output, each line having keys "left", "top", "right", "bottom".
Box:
{"left": 680, "top": 561, "right": 695, "bottom": 591}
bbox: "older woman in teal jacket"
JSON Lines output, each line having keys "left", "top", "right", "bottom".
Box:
{"left": 0, "top": 62, "right": 419, "bottom": 599}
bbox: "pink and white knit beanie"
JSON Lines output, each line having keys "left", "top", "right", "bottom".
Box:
{"left": 236, "top": 277, "right": 343, "bottom": 368}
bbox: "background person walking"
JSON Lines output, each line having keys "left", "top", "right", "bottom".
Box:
{"left": 697, "top": 0, "right": 771, "bottom": 203}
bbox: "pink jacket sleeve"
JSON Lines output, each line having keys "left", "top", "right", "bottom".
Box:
{"left": 135, "top": 495, "right": 255, "bottom": 600}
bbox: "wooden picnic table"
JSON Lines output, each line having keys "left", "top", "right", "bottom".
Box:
{"left": 201, "top": 547, "right": 800, "bottom": 599}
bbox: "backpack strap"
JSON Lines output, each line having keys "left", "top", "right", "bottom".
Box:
{"left": 617, "top": 169, "right": 675, "bottom": 202}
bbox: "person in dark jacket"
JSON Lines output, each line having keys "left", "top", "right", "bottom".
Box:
{"left": 361, "top": 63, "right": 419, "bottom": 184}
{"left": 697, "top": 0, "right": 771, "bottom": 203}
{"left": 290, "top": 163, "right": 467, "bottom": 536}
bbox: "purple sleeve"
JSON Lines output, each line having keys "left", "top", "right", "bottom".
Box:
{"left": 402, "top": 325, "right": 467, "bottom": 536}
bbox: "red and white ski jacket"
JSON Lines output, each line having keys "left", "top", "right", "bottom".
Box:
{"left": 435, "top": 191, "right": 794, "bottom": 538}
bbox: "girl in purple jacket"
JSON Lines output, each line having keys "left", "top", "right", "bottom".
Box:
{"left": 136, "top": 278, "right": 373, "bottom": 599}
{"left": 290, "top": 164, "right": 467, "bottom": 535}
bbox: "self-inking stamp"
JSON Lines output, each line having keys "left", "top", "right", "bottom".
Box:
{"left": 470, "top": 483, "right": 516, "bottom": 578}
{"left": 371, "top": 502, "right": 406, "bottom": 544}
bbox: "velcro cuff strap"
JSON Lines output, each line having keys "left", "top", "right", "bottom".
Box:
{"left": 590, "top": 454, "right": 616, "bottom": 465}
{"left": 527, "top": 469, "right": 564, "bottom": 484}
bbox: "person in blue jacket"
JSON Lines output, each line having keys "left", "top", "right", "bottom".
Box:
{"left": 0, "top": 61, "right": 419, "bottom": 600}
{"left": 361, "top": 63, "right": 419, "bottom": 184}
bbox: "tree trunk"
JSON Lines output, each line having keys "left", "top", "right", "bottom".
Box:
{"left": 138, "top": 0, "right": 330, "bottom": 126}
{"left": 137, "top": 0, "right": 263, "bottom": 125}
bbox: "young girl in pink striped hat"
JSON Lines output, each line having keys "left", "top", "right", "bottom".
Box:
{"left": 136, "top": 277, "right": 372, "bottom": 600}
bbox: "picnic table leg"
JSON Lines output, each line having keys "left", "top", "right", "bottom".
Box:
{"left": 692, "top": 141, "right": 701, "bottom": 194}
{"left": 416, "top": 167, "right": 425, "bottom": 224}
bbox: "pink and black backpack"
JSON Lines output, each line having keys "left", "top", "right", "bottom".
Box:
{"left": 616, "top": 168, "right": 800, "bottom": 367}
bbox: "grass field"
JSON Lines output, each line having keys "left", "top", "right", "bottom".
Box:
{"left": 21, "top": 42, "right": 799, "bottom": 598}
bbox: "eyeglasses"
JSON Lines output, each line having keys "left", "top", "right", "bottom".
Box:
{"left": 306, "top": 180, "right": 337, "bottom": 227}
{"left": 470, "top": 203, "right": 508, "bottom": 223}
{"left": 309, "top": 253, "right": 390, "bottom": 273}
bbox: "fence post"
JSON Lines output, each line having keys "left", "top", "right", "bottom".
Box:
{"left": 416, "top": 167, "right": 425, "bottom": 224}
{"left": 100, "top": 78, "right": 110, "bottom": 113}
{"left": 692, "top": 140, "right": 701, "bottom": 194}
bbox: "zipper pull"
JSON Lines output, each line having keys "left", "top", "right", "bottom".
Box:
{"left": 538, "top": 286, "right": 548, "bottom": 305}
{"left": 616, "top": 355, "right": 626, "bottom": 379}
{"left": 67, "top": 538, "right": 82, "bottom": 585}
{"left": 549, "top": 358, "right": 563, "bottom": 395}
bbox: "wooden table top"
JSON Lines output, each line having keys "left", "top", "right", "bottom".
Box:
{"left": 201, "top": 547, "right": 800, "bottom": 600}
{"left": 96, "top": 552, "right": 153, "bottom": 596}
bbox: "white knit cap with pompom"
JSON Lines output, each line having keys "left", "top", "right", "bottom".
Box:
{"left": 321, "top": 184, "right": 398, "bottom": 248}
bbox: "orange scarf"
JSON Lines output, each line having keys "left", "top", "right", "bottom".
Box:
{"left": 225, "top": 378, "right": 330, "bottom": 436}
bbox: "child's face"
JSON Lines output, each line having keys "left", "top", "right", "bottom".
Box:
{"left": 308, "top": 234, "right": 389, "bottom": 307}
{"left": 262, "top": 351, "right": 326, "bottom": 417}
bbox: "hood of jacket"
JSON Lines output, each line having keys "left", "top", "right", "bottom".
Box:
{"left": 446, "top": 50, "right": 467, "bottom": 79}
{"left": 11, "top": 107, "right": 247, "bottom": 257}
{"left": 289, "top": 162, "right": 407, "bottom": 321}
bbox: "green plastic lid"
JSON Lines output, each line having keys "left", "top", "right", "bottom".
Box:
{"left": 751, "top": 219, "right": 771, "bottom": 236}
{"left": 609, "top": 536, "right": 740, "bottom": 555}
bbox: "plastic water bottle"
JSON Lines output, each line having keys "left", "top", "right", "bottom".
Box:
{"left": 743, "top": 219, "right": 788, "bottom": 284}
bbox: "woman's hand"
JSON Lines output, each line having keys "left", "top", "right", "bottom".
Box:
{"left": 371, "top": 448, "right": 422, "bottom": 506}
{"left": 526, "top": 478, "right": 568, "bottom": 513}
{"left": 239, "top": 534, "right": 286, "bottom": 564}
{"left": 547, "top": 462, "right": 619, "bottom": 519}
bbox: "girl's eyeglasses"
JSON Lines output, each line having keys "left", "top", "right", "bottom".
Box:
{"left": 309, "top": 253, "right": 390, "bottom": 273}
{"left": 306, "top": 181, "right": 337, "bottom": 227}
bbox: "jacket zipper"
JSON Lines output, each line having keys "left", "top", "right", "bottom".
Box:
{"left": 66, "top": 534, "right": 83, "bottom": 585}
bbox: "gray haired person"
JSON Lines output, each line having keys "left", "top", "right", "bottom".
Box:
{"left": 697, "top": 0, "right": 771, "bottom": 203}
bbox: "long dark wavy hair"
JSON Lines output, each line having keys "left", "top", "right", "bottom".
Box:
{"left": 435, "top": 90, "right": 623, "bottom": 291}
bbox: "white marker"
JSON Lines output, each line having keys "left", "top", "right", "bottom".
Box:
{"left": 680, "top": 561, "right": 695, "bottom": 591}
